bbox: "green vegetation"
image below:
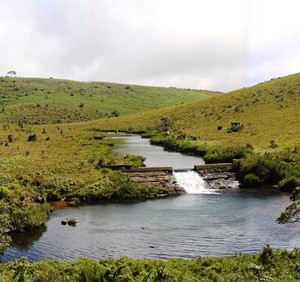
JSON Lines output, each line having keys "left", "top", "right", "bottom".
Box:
{"left": 0, "top": 122, "right": 181, "bottom": 252}
{"left": 0, "top": 247, "right": 299, "bottom": 281}
{"left": 0, "top": 204, "right": 11, "bottom": 254}
{"left": 84, "top": 73, "right": 300, "bottom": 223}
{"left": 1, "top": 73, "right": 300, "bottom": 276}
{"left": 91, "top": 73, "right": 300, "bottom": 149}
{"left": 0, "top": 76, "right": 214, "bottom": 125}
{"left": 150, "top": 133, "right": 250, "bottom": 163}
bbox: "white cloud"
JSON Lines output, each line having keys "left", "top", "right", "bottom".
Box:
{"left": 0, "top": 0, "right": 299, "bottom": 91}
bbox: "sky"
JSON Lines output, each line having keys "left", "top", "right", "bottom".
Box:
{"left": 0, "top": 0, "right": 299, "bottom": 91}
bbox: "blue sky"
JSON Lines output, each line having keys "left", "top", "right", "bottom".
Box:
{"left": 0, "top": 0, "right": 299, "bottom": 91}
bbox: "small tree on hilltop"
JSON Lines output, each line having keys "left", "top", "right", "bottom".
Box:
{"left": 7, "top": 71, "right": 16, "bottom": 77}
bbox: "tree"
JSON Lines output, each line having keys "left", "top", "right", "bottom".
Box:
{"left": 159, "top": 116, "right": 172, "bottom": 133}
{"left": 7, "top": 70, "right": 16, "bottom": 77}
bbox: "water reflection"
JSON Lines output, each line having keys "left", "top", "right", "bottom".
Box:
{"left": 10, "top": 225, "right": 47, "bottom": 250}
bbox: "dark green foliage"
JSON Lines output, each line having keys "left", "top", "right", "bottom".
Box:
{"left": 68, "top": 170, "right": 173, "bottom": 203}
{"left": 0, "top": 248, "right": 300, "bottom": 281}
{"left": 227, "top": 122, "right": 244, "bottom": 133}
{"left": 27, "top": 132, "right": 37, "bottom": 142}
{"left": 259, "top": 244, "right": 274, "bottom": 265}
{"left": 278, "top": 177, "right": 300, "bottom": 192}
{"left": 9, "top": 203, "right": 50, "bottom": 231}
{"left": 243, "top": 173, "right": 263, "bottom": 187}
{"left": 158, "top": 116, "right": 172, "bottom": 132}
{"left": 0, "top": 182, "right": 50, "bottom": 231}
{"left": 0, "top": 204, "right": 12, "bottom": 254}
{"left": 269, "top": 139, "right": 278, "bottom": 148}
{"left": 7, "top": 134, "right": 14, "bottom": 142}
{"left": 203, "top": 146, "right": 249, "bottom": 163}
{"left": 110, "top": 110, "right": 119, "bottom": 117}
{"left": 234, "top": 154, "right": 283, "bottom": 187}
{"left": 150, "top": 134, "right": 249, "bottom": 163}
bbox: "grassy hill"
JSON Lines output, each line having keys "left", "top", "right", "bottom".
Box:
{"left": 0, "top": 76, "right": 215, "bottom": 125}
{"left": 86, "top": 73, "right": 300, "bottom": 150}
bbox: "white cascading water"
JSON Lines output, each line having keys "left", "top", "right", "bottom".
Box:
{"left": 173, "top": 170, "right": 218, "bottom": 194}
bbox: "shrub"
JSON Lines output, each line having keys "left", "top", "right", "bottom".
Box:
{"left": 9, "top": 203, "right": 50, "bottom": 231}
{"left": 227, "top": 122, "right": 244, "bottom": 133}
{"left": 235, "top": 155, "right": 283, "bottom": 186}
{"left": 27, "top": 133, "right": 37, "bottom": 142}
{"left": 204, "top": 146, "right": 249, "bottom": 163}
{"left": 259, "top": 245, "right": 274, "bottom": 265}
{"left": 243, "top": 173, "right": 262, "bottom": 187}
{"left": 278, "top": 177, "right": 300, "bottom": 192}
{"left": 110, "top": 110, "right": 120, "bottom": 117}
{"left": 269, "top": 140, "right": 278, "bottom": 148}
{"left": 7, "top": 134, "right": 14, "bottom": 143}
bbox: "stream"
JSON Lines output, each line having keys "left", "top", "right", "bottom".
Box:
{"left": 2, "top": 134, "right": 299, "bottom": 261}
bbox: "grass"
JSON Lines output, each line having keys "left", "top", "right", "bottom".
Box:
{"left": 87, "top": 73, "right": 300, "bottom": 151}
{"left": 1, "top": 73, "right": 300, "bottom": 275}
{"left": 0, "top": 76, "right": 215, "bottom": 124}
{"left": 0, "top": 247, "right": 299, "bottom": 281}
{"left": 0, "top": 121, "right": 181, "bottom": 238}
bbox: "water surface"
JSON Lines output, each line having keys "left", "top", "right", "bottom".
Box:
{"left": 2, "top": 134, "right": 299, "bottom": 261}
{"left": 112, "top": 134, "right": 204, "bottom": 169}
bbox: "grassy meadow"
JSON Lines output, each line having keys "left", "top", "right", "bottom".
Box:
{"left": 0, "top": 76, "right": 215, "bottom": 125}
{"left": 87, "top": 73, "right": 300, "bottom": 151}
{"left": 0, "top": 74, "right": 300, "bottom": 280}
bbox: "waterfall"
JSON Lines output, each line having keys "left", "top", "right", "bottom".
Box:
{"left": 173, "top": 170, "right": 218, "bottom": 194}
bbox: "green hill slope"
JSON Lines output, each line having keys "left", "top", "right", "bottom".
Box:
{"left": 0, "top": 77, "right": 215, "bottom": 125}
{"left": 87, "top": 73, "right": 300, "bottom": 150}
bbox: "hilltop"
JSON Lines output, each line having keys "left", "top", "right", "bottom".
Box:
{"left": 0, "top": 76, "right": 216, "bottom": 125}
{"left": 87, "top": 73, "right": 300, "bottom": 150}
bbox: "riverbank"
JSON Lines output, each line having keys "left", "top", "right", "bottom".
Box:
{"left": 0, "top": 128, "right": 184, "bottom": 254}
{"left": 148, "top": 133, "right": 300, "bottom": 222}
{"left": 1, "top": 246, "right": 299, "bottom": 281}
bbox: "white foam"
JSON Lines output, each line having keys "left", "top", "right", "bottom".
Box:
{"left": 173, "top": 170, "right": 218, "bottom": 194}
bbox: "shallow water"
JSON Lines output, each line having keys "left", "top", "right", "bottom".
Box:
{"left": 2, "top": 134, "right": 299, "bottom": 261}
{"left": 112, "top": 134, "right": 204, "bottom": 169}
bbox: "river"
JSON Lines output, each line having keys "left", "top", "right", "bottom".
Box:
{"left": 2, "top": 134, "right": 299, "bottom": 261}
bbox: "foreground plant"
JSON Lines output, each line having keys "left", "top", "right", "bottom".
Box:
{"left": 0, "top": 247, "right": 299, "bottom": 281}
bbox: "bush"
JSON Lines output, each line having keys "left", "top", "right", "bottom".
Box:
{"left": 243, "top": 173, "right": 263, "bottom": 187}
{"left": 9, "top": 203, "right": 50, "bottom": 231}
{"left": 7, "top": 134, "right": 14, "bottom": 143}
{"left": 204, "top": 146, "right": 249, "bottom": 163}
{"left": 27, "top": 133, "right": 38, "bottom": 142}
{"left": 151, "top": 134, "right": 249, "bottom": 163}
{"left": 110, "top": 110, "right": 119, "bottom": 117}
{"left": 259, "top": 245, "right": 274, "bottom": 265}
{"left": 278, "top": 177, "right": 300, "bottom": 192}
{"left": 235, "top": 155, "right": 283, "bottom": 186}
{"left": 227, "top": 123, "right": 244, "bottom": 133}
